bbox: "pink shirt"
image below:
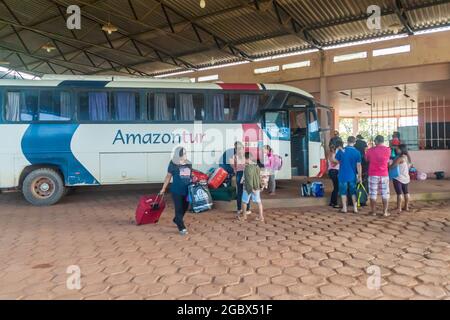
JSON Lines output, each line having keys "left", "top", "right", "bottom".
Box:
{"left": 232, "top": 154, "right": 246, "bottom": 172}
{"left": 328, "top": 152, "right": 339, "bottom": 170}
{"left": 365, "top": 145, "right": 391, "bottom": 177}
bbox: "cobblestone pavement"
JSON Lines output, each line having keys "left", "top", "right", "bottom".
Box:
{"left": 0, "top": 190, "right": 449, "bottom": 300}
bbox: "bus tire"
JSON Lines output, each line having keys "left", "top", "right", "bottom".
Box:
{"left": 22, "top": 168, "right": 66, "bottom": 206}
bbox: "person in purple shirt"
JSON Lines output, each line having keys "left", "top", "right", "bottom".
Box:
{"left": 335, "top": 136, "right": 362, "bottom": 214}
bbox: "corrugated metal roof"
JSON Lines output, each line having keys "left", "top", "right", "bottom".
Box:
{"left": 406, "top": 1, "right": 450, "bottom": 29}
{"left": 0, "top": 0, "right": 448, "bottom": 77}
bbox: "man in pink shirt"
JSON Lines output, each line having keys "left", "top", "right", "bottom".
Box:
{"left": 365, "top": 135, "right": 392, "bottom": 216}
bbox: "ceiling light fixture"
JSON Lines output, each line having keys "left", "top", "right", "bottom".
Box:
{"left": 102, "top": 22, "right": 118, "bottom": 35}
{"left": 199, "top": 0, "right": 206, "bottom": 9}
{"left": 388, "top": 23, "right": 403, "bottom": 34}
{"left": 0, "top": 60, "right": 10, "bottom": 65}
{"left": 41, "top": 42, "right": 56, "bottom": 53}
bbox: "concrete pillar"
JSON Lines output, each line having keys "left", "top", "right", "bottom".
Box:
{"left": 320, "top": 77, "right": 329, "bottom": 106}
{"left": 319, "top": 51, "right": 336, "bottom": 129}
{"left": 353, "top": 117, "right": 359, "bottom": 136}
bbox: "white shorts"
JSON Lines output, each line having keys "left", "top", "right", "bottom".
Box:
{"left": 369, "top": 176, "right": 390, "bottom": 200}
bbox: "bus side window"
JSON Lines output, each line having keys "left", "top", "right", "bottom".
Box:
{"left": 226, "top": 94, "right": 239, "bottom": 121}
{"left": 78, "top": 91, "right": 111, "bottom": 121}
{"left": 205, "top": 93, "right": 226, "bottom": 121}
{"left": 111, "top": 91, "right": 140, "bottom": 121}
{"left": 4, "top": 89, "right": 38, "bottom": 122}
{"left": 226, "top": 93, "right": 269, "bottom": 122}
{"left": 148, "top": 92, "right": 176, "bottom": 121}
{"left": 177, "top": 93, "right": 204, "bottom": 121}
{"left": 204, "top": 91, "right": 271, "bottom": 123}
{"left": 39, "top": 90, "right": 73, "bottom": 121}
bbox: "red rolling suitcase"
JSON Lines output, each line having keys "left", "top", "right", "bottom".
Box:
{"left": 135, "top": 194, "right": 166, "bottom": 225}
{"left": 192, "top": 169, "right": 209, "bottom": 183}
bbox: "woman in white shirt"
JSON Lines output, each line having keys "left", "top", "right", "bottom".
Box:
{"left": 390, "top": 144, "right": 411, "bottom": 214}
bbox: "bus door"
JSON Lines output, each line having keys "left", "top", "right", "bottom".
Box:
{"left": 317, "top": 104, "right": 333, "bottom": 154}
{"left": 261, "top": 110, "right": 291, "bottom": 180}
{"left": 289, "top": 108, "right": 325, "bottom": 177}
{"left": 289, "top": 109, "right": 308, "bottom": 176}
{"left": 307, "top": 107, "right": 325, "bottom": 177}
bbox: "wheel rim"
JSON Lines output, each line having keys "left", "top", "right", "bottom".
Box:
{"left": 31, "top": 177, "right": 56, "bottom": 199}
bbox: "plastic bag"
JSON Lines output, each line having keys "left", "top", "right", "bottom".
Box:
{"left": 260, "top": 168, "right": 271, "bottom": 190}
{"left": 188, "top": 183, "right": 213, "bottom": 213}
{"left": 311, "top": 182, "right": 324, "bottom": 198}
{"left": 417, "top": 172, "right": 427, "bottom": 181}
{"left": 389, "top": 165, "right": 400, "bottom": 180}
{"left": 301, "top": 182, "right": 312, "bottom": 197}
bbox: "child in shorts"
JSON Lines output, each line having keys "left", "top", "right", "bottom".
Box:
{"left": 240, "top": 152, "right": 265, "bottom": 222}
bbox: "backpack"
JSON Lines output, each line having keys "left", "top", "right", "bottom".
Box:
{"left": 271, "top": 154, "right": 283, "bottom": 171}
{"left": 356, "top": 183, "right": 368, "bottom": 207}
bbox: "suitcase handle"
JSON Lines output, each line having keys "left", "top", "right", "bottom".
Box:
{"left": 145, "top": 193, "right": 164, "bottom": 204}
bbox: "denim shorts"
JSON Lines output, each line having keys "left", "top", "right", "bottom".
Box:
{"left": 339, "top": 181, "right": 357, "bottom": 196}
{"left": 242, "top": 190, "right": 261, "bottom": 204}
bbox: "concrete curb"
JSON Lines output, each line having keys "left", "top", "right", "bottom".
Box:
{"left": 214, "top": 191, "right": 450, "bottom": 211}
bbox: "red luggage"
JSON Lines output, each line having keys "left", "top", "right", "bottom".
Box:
{"left": 135, "top": 194, "right": 166, "bottom": 225}
{"left": 192, "top": 169, "right": 209, "bottom": 183}
{"left": 208, "top": 167, "right": 228, "bottom": 189}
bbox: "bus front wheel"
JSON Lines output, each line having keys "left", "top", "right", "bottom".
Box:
{"left": 22, "top": 168, "right": 66, "bottom": 206}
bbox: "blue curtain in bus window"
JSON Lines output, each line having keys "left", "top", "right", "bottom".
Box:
{"left": 154, "top": 93, "right": 170, "bottom": 121}
{"left": 5, "top": 92, "right": 20, "bottom": 121}
{"left": 114, "top": 92, "right": 136, "bottom": 121}
{"left": 205, "top": 94, "right": 225, "bottom": 121}
{"left": 88, "top": 92, "right": 108, "bottom": 121}
{"left": 60, "top": 91, "right": 72, "bottom": 120}
{"left": 237, "top": 95, "right": 258, "bottom": 121}
{"left": 178, "top": 94, "right": 195, "bottom": 121}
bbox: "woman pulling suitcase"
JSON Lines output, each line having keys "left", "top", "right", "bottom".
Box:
{"left": 160, "top": 146, "right": 192, "bottom": 236}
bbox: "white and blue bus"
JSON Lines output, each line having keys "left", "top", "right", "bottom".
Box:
{"left": 0, "top": 75, "right": 330, "bottom": 206}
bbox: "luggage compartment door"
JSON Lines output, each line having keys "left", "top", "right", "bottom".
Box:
{"left": 100, "top": 153, "right": 148, "bottom": 184}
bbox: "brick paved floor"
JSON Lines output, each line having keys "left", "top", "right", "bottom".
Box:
{"left": 0, "top": 190, "right": 449, "bottom": 300}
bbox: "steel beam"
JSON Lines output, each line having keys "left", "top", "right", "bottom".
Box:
{"left": 0, "top": 18, "right": 153, "bottom": 76}
{"left": 49, "top": 0, "right": 197, "bottom": 69}
{"left": 153, "top": 0, "right": 251, "bottom": 60}
{"left": 393, "top": 0, "right": 415, "bottom": 35}
{"left": 0, "top": 43, "right": 103, "bottom": 74}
